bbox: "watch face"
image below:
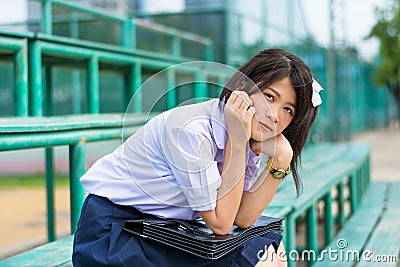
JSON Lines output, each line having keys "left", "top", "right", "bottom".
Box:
{"left": 272, "top": 170, "right": 285, "bottom": 179}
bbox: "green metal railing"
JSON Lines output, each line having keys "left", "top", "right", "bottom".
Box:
{"left": 0, "top": 28, "right": 228, "bottom": 242}
{"left": 263, "top": 143, "right": 371, "bottom": 267}
{"left": 30, "top": 0, "right": 213, "bottom": 61}
{"left": 1, "top": 0, "right": 215, "bottom": 117}
{"left": 0, "top": 31, "right": 32, "bottom": 116}
{"left": 0, "top": 0, "right": 224, "bottom": 245}
{"left": 0, "top": 114, "right": 149, "bottom": 239}
{"left": 27, "top": 37, "right": 225, "bottom": 117}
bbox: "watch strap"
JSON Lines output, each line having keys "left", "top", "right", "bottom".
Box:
{"left": 267, "top": 158, "right": 290, "bottom": 179}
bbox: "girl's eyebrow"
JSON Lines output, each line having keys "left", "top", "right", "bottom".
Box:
{"left": 265, "top": 87, "right": 297, "bottom": 110}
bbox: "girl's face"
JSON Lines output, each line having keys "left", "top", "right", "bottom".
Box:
{"left": 249, "top": 76, "right": 297, "bottom": 141}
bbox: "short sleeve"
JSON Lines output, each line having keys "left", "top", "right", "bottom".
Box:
{"left": 243, "top": 148, "right": 261, "bottom": 191}
{"left": 162, "top": 128, "right": 222, "bottom": 211}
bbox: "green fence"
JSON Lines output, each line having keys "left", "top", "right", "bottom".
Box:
{"left": 0, "top": 0, "right": 214, "bottom": 117}
{"left": 28, "top": 0, "right": 213, "bottom": 60}
{"left": 0, "top": 114, "right": 149, "bottom": 241}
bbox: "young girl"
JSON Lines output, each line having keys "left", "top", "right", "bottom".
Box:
{"left": 72, "top": 48, "right": 321, "bottom": 266}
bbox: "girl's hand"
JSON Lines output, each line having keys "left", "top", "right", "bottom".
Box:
{"left": 250, "top": 134, "right": 293, "bottom": 165}
{"left": 224, "top": 91, "right": 255, "bottom": 146}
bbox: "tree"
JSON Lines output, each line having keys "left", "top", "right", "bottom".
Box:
{"left": 367, "top": 0, "right": 400, "bottom": 106}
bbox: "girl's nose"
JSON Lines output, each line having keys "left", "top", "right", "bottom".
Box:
{"left": 266, "top": 105, "right": 279, "bottom": 123}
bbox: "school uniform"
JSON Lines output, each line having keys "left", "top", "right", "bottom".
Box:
{"left": 72, "top": 99, "right": 282, "bottom": 266}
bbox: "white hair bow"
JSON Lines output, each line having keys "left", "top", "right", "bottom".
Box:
{"left": 312, "top": 78, "right": 324, "bottom": 107}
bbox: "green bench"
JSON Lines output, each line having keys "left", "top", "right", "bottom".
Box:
{"left": 0, "top": 136, "right": 369, "bottom": 266}
{"left": 0, "top": 236, "right": 74, "bottom": 267}
{"left": 262, "top": 142, "right": 371, "bottom": 267}
{"left": 0, "top": 114, "right": 149, "bottom": 239}
{"left": 312, "top": 182, "right": 399, "bottom": 267}
{"left": 0, "top": 113, "right": 152, "bottom": 267}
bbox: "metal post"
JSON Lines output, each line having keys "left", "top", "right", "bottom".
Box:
{"left": 69, "top": 140, "right": 87, "bottom": 233}
{"left": 131, "top": 19, "right": 137, "bottom": 49}
{"left": 359, "top": 167, "right": 364, "bottom": 197}
{"left": 45, "top": 148, "right": 55, "bottom": 241}
{"left": 14, "top": 40, "right": 28, "bottom": 116}
{"left": 349, "top": 172, "right": 359, "bottom": 214}
{"left": 121, "top": 20, "right": 132, "bottom": 48}
{"left": 306, "top": 204, "right": 318, "bottom": 260}
{"left": 327, "top": 0, "right": 337, "bottom": 141}
{"left": 281, "top": 219, "right": 288, "bottom": 251}
{"left": 286, "top": 215, "right": 296, "bottom": 267}
{"left": 42, "top": 0, "right": 53, "bottom": 34}
{"left": 166, "top": 68, "right": 176, "bottom": 109}
{"left": 124, "top": 63, "right": 142, "bottom": 113}
{"left": 87, "top": 56, "right": 99, "bottom": 113}
{"left": 204, "top": 41, "right": 213, "bottom": 61}
{"left": 43, "top": 66, "right": 56, "bottom": 241}
{"left": 194, "top": 71, "right": 207, "bottom": 103}
{"left": 224, "top": 0, "right": 232, "bottom": 65}
{"left": 366, "top": 155, "right": 371, "bottom": 185}
{"left": 172, "top": 36, "right": 182, "bottom": 58}
{"left": 324, "top": 193, "right": 333, "bottom": 245}
{"left": 70, "top": 0, "right": 82, "bottom": 114}
{"left": 132, "top": 63, "right": 142, "bottom": 113}
{"left": 337, "top": 182, "right": 345, "bottom": 228}
{"left": 29, "top": 41, "right": 43, "bottom": 116}
{"left": 70, "top": 0, "right": 79, "bottom": 38}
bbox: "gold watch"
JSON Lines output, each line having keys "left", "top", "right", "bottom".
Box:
{"left": 267, "top": 158, "right": 290, "bottom": 179}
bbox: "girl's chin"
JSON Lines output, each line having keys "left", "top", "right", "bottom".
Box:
{"left": 251, "top": 132, "right": 275, "bottom": 142}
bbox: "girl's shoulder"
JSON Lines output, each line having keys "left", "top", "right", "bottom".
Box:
{"left": 160, "top": 98, "right": 225, "bottom": 142}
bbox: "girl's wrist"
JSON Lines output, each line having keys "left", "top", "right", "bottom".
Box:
{"left": 227, "top": 136, "right": 248, "bottom": 152}
{"left": 269, "top": 151, "right": 292, "bottom": 169}
{"left": 270, "top": 157, "right": 291, "bottom": 170}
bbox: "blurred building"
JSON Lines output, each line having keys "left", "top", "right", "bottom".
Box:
{"left": 128, "top": 0, "right": 312, "bottom": 66}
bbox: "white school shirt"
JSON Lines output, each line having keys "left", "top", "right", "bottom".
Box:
{"left": 81, "top": 99, "right": 261, "bottom": 220}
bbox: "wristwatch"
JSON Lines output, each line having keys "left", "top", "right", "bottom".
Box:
{"left": 267, "top": 158, "right": 290, "bottom": 179}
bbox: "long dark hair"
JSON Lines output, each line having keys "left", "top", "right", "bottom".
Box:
{"left": 219, "top": 48, "right": 319, "bottom": 196}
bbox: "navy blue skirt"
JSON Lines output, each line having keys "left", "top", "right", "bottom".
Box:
{"left": 72, "top": 194, "right": 282, "bottom": 267}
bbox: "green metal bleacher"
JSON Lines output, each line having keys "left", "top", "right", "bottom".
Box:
{"left": 0, "top": 0, "right": 224, "bottom": 245}
{"left": 0, "top": 1, "right": 395, "bottom": 266}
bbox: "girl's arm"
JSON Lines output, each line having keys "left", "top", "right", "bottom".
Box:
{"left": 199, "top": 91, "right": 254, "bottom": 235}
{"left": 234, "top": 134, "right": 293, "bottom": 228}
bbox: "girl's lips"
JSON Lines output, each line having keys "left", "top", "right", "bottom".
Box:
{"left": 259, "top": 122, "right": 273, "bottom": 132}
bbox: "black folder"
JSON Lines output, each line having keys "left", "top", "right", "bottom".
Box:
{"left": 123, "top": 215, "right": 283, "bottom": 259}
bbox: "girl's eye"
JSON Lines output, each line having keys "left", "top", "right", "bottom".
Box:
{"left": 264, "top": 93, "right": 274, "bottom": 101}
{"left": 284, "top": 107, "right": 294, "bottom": 115}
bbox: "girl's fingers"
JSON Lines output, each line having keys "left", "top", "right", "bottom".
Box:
{"left": 226, "top": 91, "right": 239, "bottom": 106}
{"left": 247, "top": 106, "right": 256, "bottom": 116}
{"left": 229, "top": 91, "right": 252, "bottom": 110}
